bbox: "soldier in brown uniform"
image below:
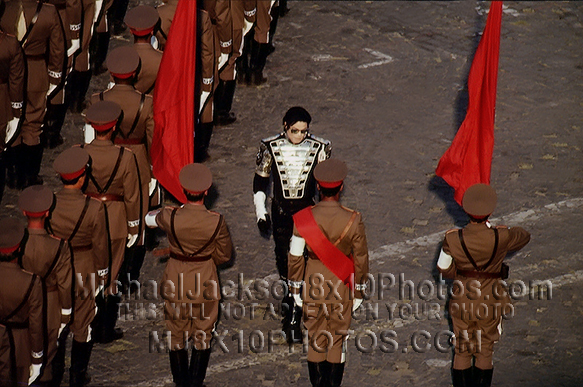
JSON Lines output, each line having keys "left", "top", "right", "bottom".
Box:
{"left": 438, "top": 184, "right": 530, "bottom": 387}
{"left": 145, "top": 163, "right": 233, "bottom": 387}
{"left": 125, "top": 5, "right": 162, "bottom": 96}
{"left": 288, "top": 159, "right": 369, "bottom": 387}
{"left": 17, "top": 185, "right": 73, "bottom": 386}
{"left": 89, "top": 46, "right": 154, "bottom": 290}
{"left": 248, "top": 0, "right": 275, "bottom": 85}
{"left": 83, "top": 100, "right": 141, "bottom": 344}
{"left": 0, "top": 24, "right": 25, "bottom": 198}
{"left": 0, "top": 217, "right": 44, "bottom": 386}
{"left": 0, "top": 0, "right": 66, "bottom": 187}
{"left": 154, "top": 0, "right": 178, "bottom": 51}
{"left": 41, "top": 0, "right": 82, "bottom": 149}
{"left": 50, "top": 146, "right": 110, "bottom": 387}
{"left": 233, "top": 0, "right": 257, "bottom": 84}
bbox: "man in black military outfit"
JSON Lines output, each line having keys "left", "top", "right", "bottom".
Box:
{"left": 253, "top": 106, "right": 331, "bottom": 343}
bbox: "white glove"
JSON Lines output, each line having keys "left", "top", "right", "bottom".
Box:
{"left": 150, "top": 35, "right": 159, "bottom": 50}
{"left": 83, "top": 123, "right": 95, "bottom": 144}
{"left": 58, "top": 323, "right": 67, "bottom": 337}
{"left": 93, "top": 0, "right": 103, "bottom": 23}
{"left": 293, "top": 293, "right": 303, "bottom": 308}
{"left": 67, "top": 38, "right": 80, "bottom": 57}
{"left": 218, "top": 53, "right": 229, "bottom": 71}
{"left": 145, "top": 209, "right": 161, "bottom": 228}
{"left": 47, "top": 83, "right": 57, "bottom": 99}
{"left": 352, "top": 298, "right": 363, "bottom": 312}
{"left": 5, "top": 117, "right": 20, "bottom": 145}
{"left": 29, "top": 363, "right": 42, "bottom": 385}
{"left": 199, "top": 91, "right": 210, "bottom": 114}
{"left": 127, "top": 233, "right": 138, "bottom": 248}
{"left": 253, "top": 191, "right": 267, "bottom": 221}
{"left": 148, "top": 178, "right": 158, "bottom": 197}
{"left": 94, "top": 283, "right": 104, "bottom": 298}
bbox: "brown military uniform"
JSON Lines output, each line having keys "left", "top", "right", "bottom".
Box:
{"left": 90, "top": 85, "right": 154, "bottom": 232}
{"left": 0, "top": 0, "right": 66, "bottom": 146}
{"left": 289, "top": 201, "right": 369, "bottom": 363}
{"left": 133, "top": 43, "right": 162, "bottom": 96}
{"left": 84, "top": 140, "right": 141, "bottom": 285}
{"left": 197, "top": 8, "right": 216, "bottom": 125}
{"left": 254, "top": 0, "right": 274, "bottom": 44}
{"left": 0, "top": 31, "right": 25, "bottom": 147}
{"left": 21, "top": 229, "right": 72, "bottom": 381}
{"left": 439, "top": 223, "right": 530, "bottom": 370}
{"left": 0, "top": 261, "right": 43, "bottom": 386}
{"left": 155, "top": 0, "right": 178, "bottom": 51}
{"left": 50, "top": 188, "right": 109, "bottom": 342}
{"left": 156, "top": 204, "right": 233, "bottom": 350}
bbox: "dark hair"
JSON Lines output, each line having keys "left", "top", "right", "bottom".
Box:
{"left": 319, "top": 185, "right": 342, "bottom": 198}
{"left": 184, "top": 190, "right": 205, "bottom": 202}
{"left": 283, "top": 106, "right": 311, "bottom": 127}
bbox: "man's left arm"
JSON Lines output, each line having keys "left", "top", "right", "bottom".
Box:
{"left": 212, "top": 216, "right": 233, "bottom": 266}
{"left": 352, "top": 214, "right": 369, "bottom": 300}
{"left": 124, "top": 151, "right": 142, "bottom": 246}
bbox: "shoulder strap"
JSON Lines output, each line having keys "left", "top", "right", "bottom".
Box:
{"left": 99, "top": 91, "right": 104, "bottom": 101}
{"left": 334, "top": 211, "right": 358, "bottom": 247}
{"left": 68, "top": 196, "right": 91, "bottom": 242}
{"left": 127, "top": 93, "right": 146, "bottom": 138}
{"left": 458, "top": 228, "right": 499, "bottom": 271}
{"left": 19, "top": 1, "right": 43, "bottom": 46}
{"left": 94, "top": 0, "right": 107, "bottom": 27}
{"left": 145, "top": 82, "right": 156, "bottom": 95}
{"left": 89, "top": 147, "right": 125, "bottom": 194}
{"left": 43, "top": 239, "right": 65, "bottom": 281}
{"left": 170, "top": 207, "right": 187, "bottom": 255}
{"left": 1, "top": 274, "right": 37, "bottom": 322}
{"left": 190, "top": 215, "right": 223, "bottom": 257}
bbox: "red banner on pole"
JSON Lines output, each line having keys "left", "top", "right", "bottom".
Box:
{"left": 436, "top": 1, "right": 503, "bottom": 205}
{"left": 151, "top": 0, "right": 197, "bottom": 203}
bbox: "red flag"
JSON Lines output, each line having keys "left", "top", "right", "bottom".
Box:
{"left": 151, "top": 0, "right": 197, "bottom": 203}
{"left": 435, "top": 1, "right": 503, "bottom": 205}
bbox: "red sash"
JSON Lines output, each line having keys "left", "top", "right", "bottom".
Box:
{"left": 293, "top": 207, "right": 354, "bottom": 289}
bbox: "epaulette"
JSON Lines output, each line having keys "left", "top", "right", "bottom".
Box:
{"left": 261, "top": 133, "right": 284, "bottom": 144}
{"left": 340, "top": 205, "right": 358, "bottom": 215}
{"left": 445, "top": 228, "right": 458, "bottom": 235}
{"left": 308, "top": 134, "right": 331, "bottom": 146}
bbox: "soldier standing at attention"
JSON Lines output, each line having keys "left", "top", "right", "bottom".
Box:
{"left": 288, "top": 159, "right": 369, "bottom": 387}
{"left": 89, "top": 46, "right": 155, "bottom": 290}
{"left": 154, "top": 0, "right": 178, "bottom": 51}
{"left": 0, "top": 217, "right": 44, "bottom": 386}
{"left": 438, "top": 184, "right": 530, "bottom": 387}
{"left": 83, "top": 101, "right": 141, "bottom": 344}
{"left": 50, "top": 146, "right": 110, "bottom": 387}
{"left": 0, "top": 21, "right": 25, "bottom": 198}
{"left": 18, "top": 185, "right": 73, "bottom": 387}
{"left": 0, "top": 0, "right": 66, "bottom": 187}
{"left": 145, "top": 163, "right": 233, "bottom": 387}
{"left": 253, "top": 106, "right": 330, "bottom": 343}
{"left": 124, "top": 5, "right": 163, "bottom": 96}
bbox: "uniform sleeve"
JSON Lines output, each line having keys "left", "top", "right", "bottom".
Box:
{"left": 123, "top": 151, "right": 142, "bottom": 236}
{"left": 288, "top": 226, "right": 306, "bottom": 291}
{"left": 200, "top": 12, "right": 214, "bottom": 93}
{"left": 253, "top": 142, "right": 272, "bottom": 192}
{"left": 66, "top": 0, "right": 82, "bottom": 40}
{"left": 216, "top": 0, "right": 232, "bottom": 54}
{"left": 48, "top": 6, "right": 66, "bottom": 85}
{"left": 55, "top": 240, "right": 73, "bottom": 311}
{"left": 212, "top": 216, "right": 233, "bottom": 266}
{"left": 504, "top": 226, "right": 531, "bottom": 252}
{"left": 92, "top": 201, "right": 110, "bottom": 276}
{"left": 144, "top": 97, "right": 155, "bottom": 154}
{"left": 28, "top": 275, "right": 44, "bottom": 362}
{"left": 9, "top": 40, "right": 25, "bottom": 115}
{"left": 438, "top": 234, "right": 457, "bottom": 279}
{"left": 351, "top": 214, "right": 369, "bottom": 299}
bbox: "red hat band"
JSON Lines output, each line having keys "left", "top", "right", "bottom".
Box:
{"left": 318, "top": 180, "right": 343, "bottom": 189}
{"left": 110, "top": 71, "right": 135, "bottom": 79}
{"left": 0, "top": 244, "right": 20, "bottom": 255}
{"left": 60, "top": 167, "right": 86, "bottom": 181}
{"left": 91, "top": 120, "right": 118, "bottom": 132}
{"left": 130, "top": 27, "right": 155, "bottom": 36}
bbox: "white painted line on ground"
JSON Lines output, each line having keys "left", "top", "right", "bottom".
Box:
{"left": 358, "top": 48, "right": 394, "bottom": 68}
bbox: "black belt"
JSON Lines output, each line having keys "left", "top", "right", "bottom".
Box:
{"left": 86, "top": 193, "right": 124, "bottom": 202}
{"left": 456, "top": 269, "right": 502, "bottom": 279}
{"left": 170, "top": 252, "right": 212, "bottom": 262}
{"left": 72, "top": 244, "right": 92, "bottom": 252}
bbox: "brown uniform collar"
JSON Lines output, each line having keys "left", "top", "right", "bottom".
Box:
{"left": 316, "top": 201, "right": 341, "bottom": 207}
{"left": 57, "top": 188, "right": 85, "bottom": 197}
{"left": 183, "top": 203, "right": 207, "bottom": 211}
{"left": 90, "top": 139, "right": 114, "bottom": 146}
{"left": 27, "top": 228, "right": 48, "bottom": 235}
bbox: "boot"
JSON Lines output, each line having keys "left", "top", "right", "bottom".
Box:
{"left": 90, "top": 32, "right": 110, "bottom": 75}
{"left": 308, "top": 361, "right": 326, "bottom": 387}
{"left": 108, "top": 0, "right": 129, "bottom": 36}
{"left": 452, "top": 368, "right": 473, "bottom": 387}
{"left": 93, "top": 294, "right": 123, "bottom": 344}
{"left": 249, "top": 40, "right": 270, "bottom": 86}
{"left": 69, "top": 340, "right": 93, "bottom": 387}
{"left": 473, "top": 367, "right": 493, "bottom": 387}
{"left": 237, "top": 31, "right": 254, "bottom": 85}
{"left": 0, "top": 153, "right": 5, "bottom": 204}
{"left": 4, "top": 146, "right": 16, "bottom": 189}
{"left": 42, "top": 103, "right": 67, "bottom": 149}
{"left": 67, "top": 71, "right": 92, "bottom": 113}
{"left": 145, "top": 227, "right": 159, "bottom": 251}
{"left": 327, "top": 362, "right": 345, "bottom": 387}
{"left": 194, "top": 123, "right": 213, "bottom": 162}
{"left": 268, "top": 5, "right": 280, "bottom": 55}
{"left": 189, "top": 348, "right": 211, "bottom": 387}
{"left": 169, "top": 349, "right": 189, "bottom": 387}
{"left": 213, "top": 80, "right": 237, "bottom": 126}
{"left": 24, "top": 144, "right": 44, "bottom": 187}
{"left": 282, "top": 293, "right": 302, "bottom": 344}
